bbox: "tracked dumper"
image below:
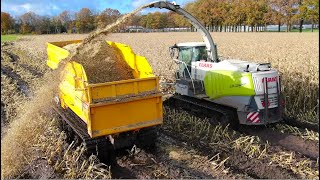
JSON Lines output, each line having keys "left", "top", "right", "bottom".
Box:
{"left": 47, "top": 40, "right": 163, "bottom": 163}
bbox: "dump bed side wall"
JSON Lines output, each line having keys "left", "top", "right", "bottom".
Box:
{"left": 107, "top": 41, "right": 154, "bottom": 78}
{"left": 87, "top": 77, "right": 162, "bottom": 138}
{"left": 58, "top": 61, "right": 90, "bottom": 123}
{"left": 88, "top": 77, "right": 159, "bottom": 102}
{"left": 88, "top": 95, "right": 163, "bottom": 138}
{"left": 47, "top": 40, "right": 81, "bottom": 69}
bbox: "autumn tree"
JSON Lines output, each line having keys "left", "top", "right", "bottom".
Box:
{"left": 193, "top": 0, "right": 212, "bottom": 30}
{"left": 263, "top": 0, "right": 276, "bottom": 31}
{"left": 36, "top": 16, "right": 52, "bottom": 34}
{"left": 283, "top": 0, "right": 299, "bottom": 31}
{"left": 126, "top": 13, "right": 142, "bottom": 26}
{"left": 299, "top": 0, "right": 319, "bottom": 32}
{"left": 210, "top": 0, "right": 229, "bottom": 32}
{"left": 58, "top": 11, "right": 71, "bottom": 32}
{"left": 166, "top": 12, "right": 177, "bottom": 28}
{"left": 19, "top": 12, "right": 39, "bottom": 34}
{"left": 95, "top": 8, "right": 121, "bottom": 29}
{"left": 146, "top": 13, "right": 158, "bottom": 29}
{"left": 1, "top": 12, "right": 14, "bottom": 34}
{"left": 269, "top": 0, "right": 285, "bottom": 31}
{"left": 227, "top": 0, "right": 244, "bottom": 32}
{"left": 76, "top": 8, "right": 95, "bottom": 33}
{"left": 139, "top": 14, "right": 148, "bottom": 28}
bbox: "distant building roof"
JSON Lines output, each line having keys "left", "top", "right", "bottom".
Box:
{"left": 126, "top": 26, "right": 144, "bottom": 29}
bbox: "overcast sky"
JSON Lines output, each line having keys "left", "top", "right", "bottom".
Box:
{"left": 1, "top": 0, "right": 193, "bottom": 17}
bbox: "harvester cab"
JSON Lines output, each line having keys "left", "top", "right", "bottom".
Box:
{"left": 170, "top": 42, "right": 209, "bottom": 79}
{"left": 150, "top": 1, "right": 285, "bottom": 126}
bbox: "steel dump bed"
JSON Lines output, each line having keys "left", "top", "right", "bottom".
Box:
{"left": 47, "top": 40, "right": 163, "bottom": 138}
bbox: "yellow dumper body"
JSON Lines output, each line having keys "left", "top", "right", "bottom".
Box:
{"left": 47, "top": 40, "right": 163, "bottom": 138}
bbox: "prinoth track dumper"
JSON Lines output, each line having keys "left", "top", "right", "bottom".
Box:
{"left": 147, "top": 1, "right": 285, "bottom": 127}
{"left": 47, "top": 40, "right": 163, "bottom": 163}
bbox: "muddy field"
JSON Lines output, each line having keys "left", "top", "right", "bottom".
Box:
{"left": 1, "top": 33, "right": 319, "bottom": 179}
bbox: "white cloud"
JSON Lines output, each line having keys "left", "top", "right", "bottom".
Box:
{"left": 132, "top": 0, "right": 153, "bottom": 8}
{"left": 51, "top": 5, "right": 60, "bottom": 11}
{"left": 21, "top": 3, "right": 32, "bottom": 11}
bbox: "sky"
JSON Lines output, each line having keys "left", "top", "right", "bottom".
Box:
{"left": 1, "top": 0, "right": 194, "bottom": 17}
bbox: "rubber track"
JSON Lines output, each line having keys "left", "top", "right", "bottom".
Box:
{"left": 170, "top": 94, "right": 237, "bottom": 124}
{"left": 52, "top": 106, "right": 110, "bottom": 157}
{"left": 168, "top": 95, "right": 319, "bottom": 132}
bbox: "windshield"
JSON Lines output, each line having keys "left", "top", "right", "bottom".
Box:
{"left": 179, "top": 46, "right": 207, "bottom": 65}
{"left": 193, "top": 46, "right": 207, "bottom": 61}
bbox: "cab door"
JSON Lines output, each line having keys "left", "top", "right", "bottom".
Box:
{"left": 178, "top": 47, "right": 193, "bottom": 79}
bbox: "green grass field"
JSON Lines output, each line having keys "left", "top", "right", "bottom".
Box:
{"left": 267, "top": 28, "right": 319, "bottom": 32}
{"left": 1, "top": 34, "right": 20, "bottom": 42}
{"left": 290, "top": 28, "right": 319, "bottom": 32}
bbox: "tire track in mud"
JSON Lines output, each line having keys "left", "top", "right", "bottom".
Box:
{"left": 160, "top": 130, "right": 299, "bottom": 179}
{"left": 1, "top": 101, "right": 7, "bottom": 137}
{"left": 18, "top": 64, "right": 44, "bottom": 78}
{"left": 1, "top": 45, "right": 44, "bottom": 97}
{"left": 239, "top": 126, "right": 319, "bottom": 160}
{"left": 157, "top": 133, "right": 252, "bottom": 179}
{"left": 113, "top": 150, "right": 215, "bottom": 179}
{"left": 1, "top": 67, "right": 30, "bottom": 138}
{"left": 2, "top": 50, "right": 20, "bottom": 63}
{"left": 1, "top": 45, "right": 36, "bottom": 138}
{"left": 283, "top": 117, "right": 318, "bottom": 132}
{"left": 1, "top": 66, "right": 31, "bottom": 97}
{"left": 2, "top": 47, "right": 45, "bottom": 78}
{"left": 108, "top": 129, "right": 253, "bottom": 179}
{"left": 111, "top": 138, "right": 235, "bottom": 179}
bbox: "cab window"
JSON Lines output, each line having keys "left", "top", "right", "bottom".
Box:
{"left": 178, "top": 46, "right": 207, "bottom": 65}
{"left": 192, "top": 46, "right": 207, "bottom": 61}
{"left": 179, "top": 47, "right": 193, "bottom": 65}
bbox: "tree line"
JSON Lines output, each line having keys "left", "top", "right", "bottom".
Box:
{"left": 1, "top": 0, "right": 318, "bottom": 34}
{"left": 1, "top": 8, "right": 122, "bottom": 34}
